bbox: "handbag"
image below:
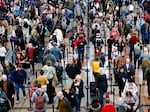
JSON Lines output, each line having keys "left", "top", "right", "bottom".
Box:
{"left": 10, "top": 35, "right": 19, "bottom": 42}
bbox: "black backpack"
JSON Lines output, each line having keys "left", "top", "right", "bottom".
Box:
{"left": 64, "top": 97, "right": 73, "bottom": 112}
{"left": 23, "top": 21, "right": 29, "bottom": 28}
{"left": 52, "top": 35, "right": 57, "bottom": 43}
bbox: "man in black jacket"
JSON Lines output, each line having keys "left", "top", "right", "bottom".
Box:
{"left": 0, "top": 74, "right": 15, "bottom": 108}
{"left": 66, "top": 58, "right": 81, "bottom": 80}
{"left": 96, "top": 68, "right": 108, "bottom": 106}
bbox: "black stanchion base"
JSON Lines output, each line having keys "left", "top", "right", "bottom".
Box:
{"left": 28, "top": 107, "right": 33, "bottom": 111}
{"left": 85, "top": 107, "right": 90, "bottom": 112}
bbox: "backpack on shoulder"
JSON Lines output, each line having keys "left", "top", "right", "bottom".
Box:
{"left": 0, "top": 92, "right": 10, "bottom": 112}
{"left": 35, "top": 92, "right": 45, "bottom": 109}
{"left": 64, "top": 97, "right": 73, "bottom": 112}
{"left": 142, "top": 57, "right": 149, "bottom": 68}
{"left": 23, "top": 21, "right": 29, "bottom": 28}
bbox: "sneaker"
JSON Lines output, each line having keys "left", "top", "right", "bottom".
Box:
{"left": 24, "top": 96, "right": 27, "bottom": 100}
{"left": 16, "top": 100, "right": 19, "bottom": 104}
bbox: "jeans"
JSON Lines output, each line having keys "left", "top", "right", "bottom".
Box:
{"left": 99, "top": 88, "right": 105, "bottom": 105}
{"left": 142, "top": 67, "right": 146, "bottom": 80}
{"left": 24, "top": 68, "right": 30, "bottom": 81}
{"left": 78, "top": 48, "right": 84, "bottom": 61}
{"left": 142, "top": 33, "right": 149, "bottom": 44}
{"left": 15, "top": 84, "right": 26, "bottom": 101}
{"left": 75, "top": 94, "right": 81, "bottom": 112}
{"left": 30, "top": 59, "right": 35, "bottom": 75}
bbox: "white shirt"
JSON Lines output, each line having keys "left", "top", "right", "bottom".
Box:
{"left": 0, "top": 46, "right": 6, "bottom": 57}
{"left": 126, "top": 64, "right": 129, "bottom": 70}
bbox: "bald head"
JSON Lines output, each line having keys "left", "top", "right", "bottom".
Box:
{"left": 1, "top": 75, "right": 7, "bottom": 81}
{"left": 126, "top": 58, "right": 130, "bottom": 64}
{"left": 144, "top": 47, "right": 148, "bottom": 53}
{"left": 56, "top": 91, "right": 64, "bottom": 100}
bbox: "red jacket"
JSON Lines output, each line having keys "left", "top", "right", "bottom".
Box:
{"left": 110, "top": 29, "right": 120, "bottom": 41}
{"left": 29, "top": 86, "right": 38, "bottom": 99}
{"left": 74, "top": 37, "right": 86, "bottom": 48}
{"left": 0, "top": 1, "right": 5, "bottom": 8}
{"left": 129, "top": 35, "right": 138, "bottom": 47}
{"left": 28, "top": 48, "right": 34, "bottom": 59}
{"left": 144, "top": 13, "right": 150, "bottom": 22}
{"left": 101, "top": 104, "right": 116, "bottom": 112}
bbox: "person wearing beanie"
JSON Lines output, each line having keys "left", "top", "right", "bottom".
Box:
{"left": 101, "top": 93, "right": 116, "bottom": 112}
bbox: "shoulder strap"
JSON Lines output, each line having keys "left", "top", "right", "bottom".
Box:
{"left": 36, "top": 91, "right": 44, "bottom": 96}
{"left": 64, "top": 97, "right": 72, "bottom": 112}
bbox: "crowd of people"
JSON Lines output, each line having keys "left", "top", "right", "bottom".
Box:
{"left": 0, "top": 0, "right": 149, "bottom": 112}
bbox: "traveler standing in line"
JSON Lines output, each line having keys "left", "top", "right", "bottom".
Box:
{"left": 0, "top": 44, "right": 6, "bottom": 65}
{"left": 101, "top": 93, "right": 116, "bottom": 112}
{"left": 145, "top": 64, "right": 150, "bottom": 98}
{"left": 31, "top": 83, "right": 49, "bottom": 112}
{"left": 42, "top": 60, "right": 58, "bottom": 86}
{"left": 37, "top": 70, "right": 48, "bottom": 92}
{"left": 0, "top": 74, "right": 15, "bottom": 109}
{"left": 122, "top": 91, "right": 139, "bottom": 112}
{"left": 139, "top": 47, "right": 150, "bottom": 84}
{"left": 134, "top": 42, "right": 141, "bottom": 69}
{"left": 96, "top": 68, "right": 108, "bottom": 106}
{"left": 20, "top": 50, "right": 31, "bottom": 85}
{"left": 71, "top": 75, "right": 84, "bottom": 112}
{"left": 66, "top": 58, "right": 81, "bottom": 80}
{"left": 2, "top": 60, "right": 15, "bottom": 76}
{"left": 27, "top": 43, "right": 35, "bottom": 75}
{"left": 50, "top": 42, "right": 62, "bottom": 62}
{"left": 55, "top": 91, "right": 73, "bottom": 112}
{"left": 11, "top": 64, "right": 27, "bottom": 104}
{"left": 0, "top": 85, "right": 10, "bottom": 112}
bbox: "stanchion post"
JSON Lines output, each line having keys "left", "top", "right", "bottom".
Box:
{"left": 113, "top": 88, "right": 115, "bottom": 105}
{"left": 12, "top": 55, "right": 13, "bottom": 64}
{"left": 103, "top": 22, "right": 106, "bottom": 55}
{"left": 68, "top": 37, "right": 71, "bottom": 54}
{"left": 36, "top": 71, "right": 37, "bottom": 78}
{"left": 66, "top": 48, "right": 68, "bottom": 63}
{"left": 52, "top": 103, "right": 55, "bottom": 112}
{"left": 85, "top": 0, "right": 91, "bottom": 110}
{"left": 110, "top": 74, "right": 113, "bottom": 94}
{"left": 139, "top": 84, "right": 142, "bottom": 107}
{"left": 108, "top": 74, "right": 113, "bottom": 94}
{"left": 28, "top": 88, "right": 33, "bottom": 111}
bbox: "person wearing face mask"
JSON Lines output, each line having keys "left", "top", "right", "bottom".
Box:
{"left": 0, "top": 85, "right": 10, "bottom": 112}
{"left": 55, "top": 91, "right": 73, "bottom": 112}
{"left": 71, "top": 75, "right": 84, "bottom": 112}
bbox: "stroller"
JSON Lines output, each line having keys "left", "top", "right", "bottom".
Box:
{"left": 89, "top": 90, "right": 101, "bottom": 112}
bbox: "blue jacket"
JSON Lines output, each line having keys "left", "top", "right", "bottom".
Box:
{"left": 12, "top": 69, "right": 27, "bottom": 85}
{"left": 50, "top": 47, "right": 62, "bottom": 62}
